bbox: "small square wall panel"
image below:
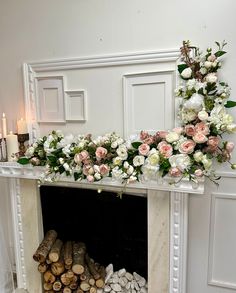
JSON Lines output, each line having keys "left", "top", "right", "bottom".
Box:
{"left": 65, "top": 90, "right": 87, "bottom": 121}
{"left": 36, "top": 76, "right": 65, "bottom": 123}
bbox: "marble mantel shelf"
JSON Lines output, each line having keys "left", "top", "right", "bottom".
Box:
{"left": 0, "top": 162, "right": 204, "bottom": 194}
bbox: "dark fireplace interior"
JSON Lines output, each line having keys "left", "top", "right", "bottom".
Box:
{"left": 40, "top": 186, "right": 148, "bottom": 279}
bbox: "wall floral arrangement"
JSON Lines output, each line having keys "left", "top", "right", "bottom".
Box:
{"left": 18, "top": 41, "right": 236, "bottom": 186}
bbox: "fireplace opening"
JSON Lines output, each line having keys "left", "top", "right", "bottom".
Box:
{"left": 40, "top": 185, "right": 148, "bottom": 279}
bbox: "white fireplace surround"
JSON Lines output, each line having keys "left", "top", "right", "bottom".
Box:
{"left": 1, "top": 49, "right": 205, "bottom": 293}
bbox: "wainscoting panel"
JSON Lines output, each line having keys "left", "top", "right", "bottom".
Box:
{"left": 208, "top": 193, "right": 236, "bottom": 290}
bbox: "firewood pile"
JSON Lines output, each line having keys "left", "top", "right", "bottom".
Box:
{"left": 33, "top": 230, "right": 147, "bottom": 293}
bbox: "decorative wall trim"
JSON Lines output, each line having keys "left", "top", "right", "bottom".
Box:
{"left": 123, "top": 70, "right": 175, "bottom": 138}
{"left": 169, "top": 192, "right": 189, "bottom": 293}
{"left": 65, "top": 90, "right": 87, "bottom": 121}
{"left": 26, "top": 49, "right": 180, "bottom": 72}
{"left": 208, "top": 193, "right": 236, "bottom": 290}
{"left": 9, "top": 178, "right": 27, "bottom": 289}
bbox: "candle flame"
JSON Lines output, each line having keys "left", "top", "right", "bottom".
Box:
{"left": 2, "top": 113, "right": 5, "bottom": 118}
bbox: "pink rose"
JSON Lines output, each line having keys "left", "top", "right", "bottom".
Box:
{"left": 225, "top": 141, "right": 235, "bottom": 153}
{"left": 143, "top": 136, "right": 154, "bottom": 145}
{"left": 195, "top": 122, "right": 209, "bottom": 135}
{"left": 158, "top": 142, "right": 173, "bottom": 158}
{"left": 193, "top": 133, "right": 208, "bottom": 144}
{"left": 179, "top": 140, "right": 196, "bottom": 154}
{"left": 140, "top": 130, "right": 149, "bottom": 141}
{"left": 79, "top": 150, "right": 89, "bottom": 162}
{"left": 87, "top": 175, "right": 94, "bottom": 182}
{"left": 194, "top": 169, "right": 203, "bottom": 177}
{"left": 99, "top": 164, "right": 110, "bottom": 175}
{"left": 185, "top": 124, "right": 196, "bottom": 137}
{"left": 169, "top": 167, "right": 182, "bottom": 177}
{"left": 173, "top": 127, "right": 183, "bottom": 135}
{"left": 138, "top": 143, "right": 150, "bottom": 156}
{"left": 158, "top": 131, "right": 168, "bottom": 139}
{"left": 95, "top": 147, "right": 108, "bottom": 160}
{"left": 207, "top": 136, "right": 220, "bottom": 150}
{"left": 83, "top": 165, "right": 92, "bottom": 176}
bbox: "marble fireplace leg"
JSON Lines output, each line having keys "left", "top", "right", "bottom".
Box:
{"left": 148, "top": 190, "right": 169, "bottom": 293}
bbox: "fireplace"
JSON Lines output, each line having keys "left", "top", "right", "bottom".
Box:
{"left": 40, "top": 186, "right": 148, "bottom": 279}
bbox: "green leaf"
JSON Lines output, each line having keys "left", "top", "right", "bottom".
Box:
{"left": 17, "top": 157, "right": 30, "bottom": 165}
{"left": 47, "top": 155, "right": 57, "bottom": 163}
{"left": 215, "top": 50, "right": 226, "bottom": 57}
{"left": 177, "top": 64, "right": 188, "bottom": 74}
{"left": 225, "top": 101, "right": 236, "bottom": 108}
{"left": 74, "top": 172, "right": 81, "bottom": 181}
{"left": 131, "top": 142, "right": 142, "bottom": 149}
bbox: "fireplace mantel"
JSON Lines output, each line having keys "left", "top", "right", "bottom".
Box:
{"left": 0, "top": 162, "right": 204, "bottom": 195}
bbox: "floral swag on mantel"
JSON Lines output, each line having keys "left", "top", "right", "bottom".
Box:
{"left": 18, "top": 41, "right": 236, "bottom": 187}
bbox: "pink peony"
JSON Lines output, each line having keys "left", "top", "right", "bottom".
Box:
{"left": 140, "top": 130, "right": 149, "bottom": 140}
{"left": 95, "top": 146, "right": 108, "bottom": 160}
{"left": 185, "top": 124, "right": 196, "bottom": 137}
{"left": 207, "top": 136, "right": 220, "bottom": 150}
{"left": 158, "top": 142, "right": 173, "bottom": 158}
{"left": 179, "top": 140, "right": 196, "bottom": 154}
{"left": 143, "top": 136, "right": 154, "bottom": 145}
{"left": 195, "top": 122, "right": 209, "bottom": 135}
{"left": 225, "top": 141, "right": 235, "bottom": 153}
{"left": 99, "top": 164, "right": 110, "bottom": 175}
{"left": 193, "top": 133, "right": 208, "bottom": 144}
{"left": 138, "top": 143, "right": 150, "bottom": 156}
{"left": 169, "top": 167, "right": 182, "bottom": 177}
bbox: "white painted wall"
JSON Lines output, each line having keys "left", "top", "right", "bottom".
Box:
{"left": 0, "top": 1, "right": 236, "bottom": 292}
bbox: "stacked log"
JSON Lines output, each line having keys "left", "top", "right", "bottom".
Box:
{"left": 33, "top": 231, "right": 105, "bottom": 293}
{"left": 34, "top": 230, "right": 148, "bottom": 293}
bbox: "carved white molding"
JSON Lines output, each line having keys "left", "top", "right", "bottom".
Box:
{"left": 9, "top": 178, "right": 27, "bottom": 289}
{"left": 170, "top": 192, "right": 188, "bottom": 293}
{"left": 65, "top": 90, "right": 87, "bottom": 121}
{"left": 27, "top": 49, "right": 180, "bottom": 72}
{"left": 208, "top": 193, "right": 236, "bottom": 290}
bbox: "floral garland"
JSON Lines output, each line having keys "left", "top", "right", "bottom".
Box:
{"left": 18, "top": 41, "right": 236, "bottom": 186}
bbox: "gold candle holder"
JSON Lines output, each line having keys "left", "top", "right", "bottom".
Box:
{"left": 17, "top": 133, "right": 29, "bottom": 157}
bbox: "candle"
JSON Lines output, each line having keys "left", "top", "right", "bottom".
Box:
{"left": 0, "top": 133, "right": 2, "bottom": 139}
{"left": 6, "top": 131, "right": 19, "bottom": 161}
{"left": 2, "top": 113, "right": 7, "bottom": 138}
{"left": 17, "top": 118, "right": 28, "bottom": 134}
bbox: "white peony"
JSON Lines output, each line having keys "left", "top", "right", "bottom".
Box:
{"left": 148, "top": 152, "right": 160, "bottom": 166}
{"left": 205, "top": 73, "right": 217, "bottom": 83}
{"left": 25, "top": 146, "right": 35, "bottom": 158}
{"left": 181, "top": 109, "right": 198, "bottom": 123}
{"left": 227, "top": 124, "right": 236, "bottom": 133}
{"left": 184, "top": 93, "right": 204, "bottom": 111}
{"left": 204, "top": 61, "right": 212, "bottom": 68}
{"left": 193, "top": 151, "right": 204, "bottom": 162}
{"left": 113, "top": 156, "right": 122, "bottom": 166}
{"left": 166, "top": 131, "right": 180, "bottom": 143}
{"left": 141, "top": 164, "right": 159, "bottom": 180}
{"left": 116, "top": 144, "right": 128, "bottom": 160}
{"left": 200, "top": 67, "right": 207, "bottom": 75}
{"left": 181, "top": 67, "right": 192, "bottom": 79}
{"left": 169, "top": 154, "right": 191, "bottom": 172}
{"left": 127, "top": 165, "right": 134, "bottom": 175}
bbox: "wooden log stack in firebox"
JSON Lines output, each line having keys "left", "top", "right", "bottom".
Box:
{"left": 33, "top": 230, "right": 148, "bottom": 293}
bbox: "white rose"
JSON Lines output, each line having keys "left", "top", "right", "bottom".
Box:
{"left": 227, "top": 124, "right": 236, "bottom": 133}
{"left": 200, "top": 67, "right": 207, "bottom": 75}
{"left": 166, "top": 132, "right": 180, "bottom": 143}
{"left": 63, "top": 163, "right": 70, "bottom": 171}
{"left": 169, "top": 154, "right": 191, "bottom": 172}
{"left": 205, "top": 73, "right": 217, "bottom": 83}
{"left": 204, "top": 61, "right": 212, "bottom": 68}
{"left": 133, "top": 155, "right": 145, "bottom": 167}
{"left": 198, "top": 110, "right": 209, "bottom": 121}
{"left": 25, "top": 146, "right": 35, "bottom": 158}
{"left": 94, "top": 173, "right": 102, "bottom": 180}
{"left": 148, "top": 153, "right": 160, "bottom": 166}
{"left": 117, "top": 144, "right": 128, "bottom": 160}
{"left": 116, "top": 138, "right": 124, "bottom": 145}
{"left": 113, "top": 156, "right": 122, "bottom": 166}
{"left": 193, "top": 151, "right": 204, "bottom": 162}
{"left": 184, "top": 93, "right": 204, "bottom": 111}
{"left": 181, "top": 67, "right": 192, "bottom": 79}
{"left": 127, "top": 165, "right": 134, "bottom": 175}
{"left": 182, "top": 109, "right": 198, "bottom": 122}
{"left": 141, "top": 164, "right": 159, "bottom": 180}
{"left": 111, "top": 141, "right": 118, "bottom": 148}
{"left": 123, "top": 161, "right": 129, "bottom": 169}
{"left": 201, "top": 155, "right": 212, "bottom": 170}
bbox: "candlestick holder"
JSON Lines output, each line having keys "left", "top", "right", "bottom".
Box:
{"left": 17, "top": 133, "right": 29, "bottom": 157}
{"left": 0, "top": 138, "right": 7, "bottom": 162}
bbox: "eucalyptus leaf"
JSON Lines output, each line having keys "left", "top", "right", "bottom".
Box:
{"left": 225, "top": 100, "right": 236, "bottom": 108}
{"left": 131, "top": 142, "right": 142, "bottom": 149}
{"left": 215, "top": 50, "right": 226, "bottom": 57}
{"left": 17, "top": 157, "right": 30, "bottom": 165}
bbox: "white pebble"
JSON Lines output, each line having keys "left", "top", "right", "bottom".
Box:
{"left": 111, "top": 283, "right": 122, "bottom": 292}
{"left": 118, "top": 268, "right": 126, "bottom": 277}
{"left": 106, "top": 264, "right": 114, "bottom": 274}
{"left": 140, "top": 287, "right": 147, "bottom": 293}
{"left": 133, "top": 272, "right": 142, "bottom": 281}
{"left": 104, "top": 285, "right": 112, "bottom": 292}
{"left": 125, "top": 272, "right": 133, "bottom": 281}
{"left": 126, "top": 282, "right": 131, "bottom": 290}
{"left": 138, "top": 277, "right": 146, "bottom": 288}
{"left": 131, "top": 290, "right": 136, "bottom": 293}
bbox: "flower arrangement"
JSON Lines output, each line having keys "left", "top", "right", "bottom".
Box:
{"left": 18, "top": 41, "right": 236, "bottom": 186}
